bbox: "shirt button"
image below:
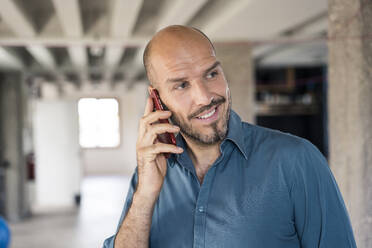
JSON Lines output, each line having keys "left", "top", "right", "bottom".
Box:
{"left": 198, "top": 206, "right": 205, "bottom": 213}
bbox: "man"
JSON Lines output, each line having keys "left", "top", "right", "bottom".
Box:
{"left": 103, "top": 25, "right": 356, "bottom": 248}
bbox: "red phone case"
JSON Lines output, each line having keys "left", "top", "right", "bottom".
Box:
{"left": 150, "top": 89, "right": 177, "bottom": 158}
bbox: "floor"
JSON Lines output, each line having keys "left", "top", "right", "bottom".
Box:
{"left": 8, "top": 175, "right": 130, "bottom": 248}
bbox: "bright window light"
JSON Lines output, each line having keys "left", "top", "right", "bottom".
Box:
{"left": 78, "top": 98, "right": 120, "bottom": 148}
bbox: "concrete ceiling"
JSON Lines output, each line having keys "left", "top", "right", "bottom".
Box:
{"left": 0, "top": 0, "right": 328, "bottom": 87}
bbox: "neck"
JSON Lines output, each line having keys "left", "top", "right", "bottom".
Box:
{"left": 182, "top": 134, "right": 222, "bottom": 183}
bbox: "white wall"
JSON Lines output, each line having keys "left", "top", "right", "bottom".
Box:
{"left": 77, "top": 83, "right": 148, "bottom": 176}
{"left": 57, "top": 81, "right": 148, "bottom": 176}
{"left": 33, "top": 100, "right": 82, "bottom": 209}
{"left": 32, "top": 80, "right": 148, "bottom": 212}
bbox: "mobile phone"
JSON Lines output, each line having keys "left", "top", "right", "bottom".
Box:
{"left": 150, "top": 89, "right": 177, "bottom": 158}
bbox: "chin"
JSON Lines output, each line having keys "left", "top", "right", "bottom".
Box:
{"left": 171, "top": 97, "right": 231, "bottom": 145}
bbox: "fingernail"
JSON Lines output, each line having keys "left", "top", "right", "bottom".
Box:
{"left": 177, "top": 147, "right": 183, "bottom": 152}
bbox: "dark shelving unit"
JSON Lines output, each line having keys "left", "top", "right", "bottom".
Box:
{"left": 255, "top": 66, "right": 328, "bottom": 158}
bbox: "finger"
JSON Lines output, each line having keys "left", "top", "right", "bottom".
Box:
{"left": 152, "top": 143, "right": 183, "bottom": 154}
{"left": 141, "top": 110, "right": 172, "bottom": 126}
{"left": 150, "top": 123, "right": 179, "bottom": 135}
{"left": 141, "top": 124, "right": 179, "bottom": 145}
{"left": 138, "top": 144, "right": 183, "bottom": 163}
{"left": 138, "top": 110, "right": 172, "bottom": 139}
{"left": 143, "top": 97, "right": 153, "bottom": 116}
{"left": 138, "top": 109, "right": 170, "bottom": 140}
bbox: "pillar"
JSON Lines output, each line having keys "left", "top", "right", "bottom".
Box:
{"left": 328, "top": 0, "right": 372, "bottom": 246}
{"left": 0, "top": 72, "right": 29, "bottom": 221}
{"left": 215, "top": 43, "right": 255, "bottom": 124}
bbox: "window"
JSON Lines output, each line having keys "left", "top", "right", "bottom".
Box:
{"left": 78, "top": 98, "right": 120, "bottom": 148}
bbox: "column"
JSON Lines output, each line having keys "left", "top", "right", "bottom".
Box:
{"left": 0, "top": 72, "right": 28, "bottom": 221}
{"left": 215, "top": 43, "right": 255, "bottom": 124}
{"left": 328, "top": 0, "right": 372, "bottom": 246}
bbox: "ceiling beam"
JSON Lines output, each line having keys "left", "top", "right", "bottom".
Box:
{"left": 253, "top": 12, "right": 327, "bottom": 60}
{"left": 202, "top": 0, "right": 327, "bottom": 41}
{"left": 157, "top": 0, "right": 208, "bottom": 30}
{"left": 27, "top": 45, "right": 56, "bottom": 69}
{"left": 105, "top": 46, "right": 124, "bottom": 69}
{"left": 110, "top": 0, "right": 143, "bottom": 37}
{"left": 104, "top": 0, "right": 143, "bottom": 70}
{"left": 0, "top": 0, "right": 55, "bottom": 69}
{"left": 67, "top": 46, "right": 87, "bottom": 69}
{"left": 200, "top": 0, "right": 252, "bottom": 36}
{"left": 0, "top": 35, "right": 329, "bottom": 48}
{"left": 0, "top": 47, "right": 23, "bottom": 69}
{"left": 0, "top": 36, "right": 148, "bottom": 52}
{"left": 128, "top": 0, "right": 208, "bottom": 88}
{"left": 258, "top": 40, "right": 327, "bottom": 66}
{"left": 0, "top": 0, "right": 34, "bottom": 37}
{"left": 52, "top": 0, "right": 87, "bottom": 69}
{"left": 52, "top": 0, "right": 82, "bottom": 36}
{"left": 134, "top": 0, "right": 208, "bottom": 65}
{"left": 287, "top": 13, "right": 327, "bottom": 37}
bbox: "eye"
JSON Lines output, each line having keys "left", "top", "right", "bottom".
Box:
{"left": 206, "top": 70, "right": 218, "bottom": 79}
{"left": 175, "top": 81, "right": 189, "bottom": 90}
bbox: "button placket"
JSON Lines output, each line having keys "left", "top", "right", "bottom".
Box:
{"left": 198, "top": 206, "right": 205, "bottom": 213}
{"left": 193, "top": 166, "right": 217, "bottom": 248}
{"left": 192, "top": 143, "right": 234, "bottom": 247}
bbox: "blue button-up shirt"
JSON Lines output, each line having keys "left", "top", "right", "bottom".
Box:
{"left": 103, "top": 110, "right": 356, "bottom": 248}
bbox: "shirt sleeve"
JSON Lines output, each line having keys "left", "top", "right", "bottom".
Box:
{"left": 102, "top": 169, "right": 138, "bottom": 248}
{"left": 290, "top": 140, "right": 356, "bottom": 248}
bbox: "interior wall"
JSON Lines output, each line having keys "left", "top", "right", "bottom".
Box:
{"left": 46, "top": 81, "right": 149, "bottom": 176}
{"left": 79, "top": 83, "right": 148, "bottom": 176}
{"left": 33, "top": 100, "right": 81, "bottom": 210}
{"left": 28, "top": 79, "right": 148, "bottom": 210}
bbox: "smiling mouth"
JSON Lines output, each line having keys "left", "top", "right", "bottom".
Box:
{"left": 189, "top": 96, "right": 226, "bottom": 120}
{"left": 196, "top": 107, "right": 216, "bottom": 119}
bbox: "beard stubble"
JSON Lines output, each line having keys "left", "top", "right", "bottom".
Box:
{"left": 166, "top": 94, "right": 232, "bottom": 146}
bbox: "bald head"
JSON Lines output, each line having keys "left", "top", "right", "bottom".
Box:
{"left": 143, "top": 25, "right": 216, "bottom": 85}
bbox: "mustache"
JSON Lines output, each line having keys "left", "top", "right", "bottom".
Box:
{"left": 189, "top": 96, "right": 226, "bottom": 119}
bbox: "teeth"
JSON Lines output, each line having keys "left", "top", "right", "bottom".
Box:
{"left": 197, "top": 108, "right": 216, "bottom": 119}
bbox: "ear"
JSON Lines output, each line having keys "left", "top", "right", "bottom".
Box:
{"left": 225, "top": 84, "right": 230, "bottom": 96}
{"left": 148, "top": 85, "right": 155, "bottom": 95}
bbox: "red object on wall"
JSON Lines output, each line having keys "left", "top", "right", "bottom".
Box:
{"left": 26, "top": 152, "right": 35, "bottom": 181}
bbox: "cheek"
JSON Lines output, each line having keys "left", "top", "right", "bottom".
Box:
{"left": 210, "top": 79, "right": 228, "bottom": 98}
{"left": 168, "top": 97, "right": 193, "bottom": 118}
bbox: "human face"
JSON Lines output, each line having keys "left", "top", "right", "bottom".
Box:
{"left": 149, "top": 43, "right": 231, "bottom": 145}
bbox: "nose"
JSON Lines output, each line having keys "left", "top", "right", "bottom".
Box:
{"left": 191, "top": 80, "right": 213, "bottom": 106}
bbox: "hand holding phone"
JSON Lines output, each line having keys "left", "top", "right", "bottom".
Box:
{"left": 134, "top": 91, "right": 182, "bottom": 200}
{"left": 150, "top": 89, "right": 177, "bottom": 158}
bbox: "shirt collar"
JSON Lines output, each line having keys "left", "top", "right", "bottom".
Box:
{"left": 223, "top": 110, "right": 249, "bottom": 160}
{"left": 169, "top": 134, "right": 194, "bottom": 170}
{"left": 169, "top": 109, "right": 249, "bottom": 168}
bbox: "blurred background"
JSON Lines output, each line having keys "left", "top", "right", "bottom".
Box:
{"left": 0, "top": 0, "right": 371, "bottom": 247}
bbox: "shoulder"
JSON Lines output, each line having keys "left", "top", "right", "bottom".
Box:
{"left": 241, "top": 122, "right": 311, "bottom": 155}
{"left": 241, "top": 123, "right": 327, "bottom": 174}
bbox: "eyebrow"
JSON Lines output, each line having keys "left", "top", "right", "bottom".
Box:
{"left": 203, "top": 61, "right": 220, "bottom": 78}
{"left": 165, "top": 61, "right": 221, "bottom": 84}
{"left": 166, "top": 76, "right": 188, "bottom": 84}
